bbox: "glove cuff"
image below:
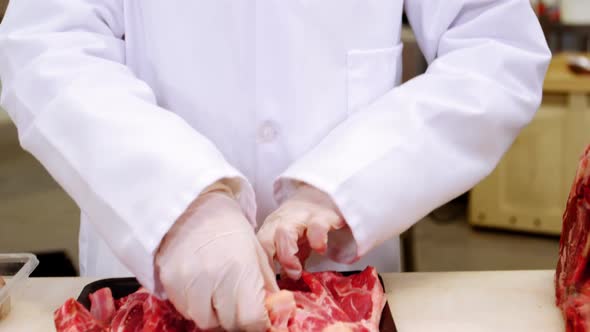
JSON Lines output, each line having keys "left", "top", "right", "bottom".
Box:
{"left": 200, "top": 179, "right": 236, "bottom": 199}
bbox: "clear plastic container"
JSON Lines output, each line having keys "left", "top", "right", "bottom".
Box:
{"left": 0, "top": 253, "right": 39, "bottom": 317}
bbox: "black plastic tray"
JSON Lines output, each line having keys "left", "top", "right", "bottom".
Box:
{"left": 78, "top": 272, "right": 397, "bottom": 331}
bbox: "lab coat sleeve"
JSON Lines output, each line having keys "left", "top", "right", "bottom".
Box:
{"left": 276, "top": 0, "right": 551, "bottom": 258}
{"left": 0, "top": 1, "right": 255, "bottom": 295}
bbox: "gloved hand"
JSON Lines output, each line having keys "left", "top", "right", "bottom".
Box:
{"left": 155, "top": 183, "right": 278, "bottom": 331}
{"left": 257, "top": 183, "right": 357, "bottom": 280}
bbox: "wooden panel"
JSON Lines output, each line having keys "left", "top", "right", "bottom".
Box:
{"left": 544, "top": 53, "right": 590, "bottom": 93}
{"left": 469, "top": 93, "right": 590, "bottom": 235}
{"left": 500, "top": 107, "right": 564, "bottom": 215}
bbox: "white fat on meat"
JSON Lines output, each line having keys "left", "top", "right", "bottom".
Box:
{"left": 322, "top": 322, "right": 356, "bottom": 332}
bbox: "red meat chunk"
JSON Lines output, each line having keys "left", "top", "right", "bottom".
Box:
{"left": 89, "top": 287, "right": 116, "bottom": 325}
{"left": 110, "top": 291, "right": 147, "bottom": 332}
{"left": 55, "top": 288, "right": 204, "bottom": 332}
{"left": 268, "top": 266, "right": 385, "bottom": 331}
{"left": 53, "top": 298, "right": 106, "bottom": 332}
{"left": 142, "top": 292, "right": 202, "bottom": 332}
{"left": 55, "top": 266, "right": 385, "bottom": 332}
{"left": 556, "top": 145, "right": 590, "bottom": 331}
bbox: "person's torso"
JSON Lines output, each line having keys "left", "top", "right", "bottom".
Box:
{"left": 123, "top": 0, "right": 405, "bottom": 218}
{"left": 80, "top": 1, "right": 405, "bottom": 277}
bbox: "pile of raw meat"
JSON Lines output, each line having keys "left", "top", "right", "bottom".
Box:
{"left": 54, "top": 266, "right": 385, "bottom": 332}
{"left": 556, "top": 145, "right": 590, "bottom": 331}
{"left": 55, "top": 287, "right": 202, "bottom": 332}
{"left": 267, "top": 267, "right": 385, "bottom": 331}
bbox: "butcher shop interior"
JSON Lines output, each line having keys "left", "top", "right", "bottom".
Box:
{"left": 2, "top": 0, "right": 590, "bottom": 331}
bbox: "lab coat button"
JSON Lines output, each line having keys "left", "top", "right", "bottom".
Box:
{"left": 258, "top": 121, "right": 278, "bottom": 142}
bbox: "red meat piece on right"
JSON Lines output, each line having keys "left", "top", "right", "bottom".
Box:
{"left": 556, "top": 145, "right": 590, "bottom": 331}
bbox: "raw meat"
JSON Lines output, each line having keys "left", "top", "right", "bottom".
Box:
{"left": 556, "top": 145, "right": 590, "bottom": 331}
{"left": 55, "top": 266, "right": 385, "bottom": 332}
{"left": 268, "top": 266, "right": 385, "bottom": 332}
{"left": 89, "top": 288, "right": 116, "bottom": 325}
{"left": 142, "top": 292, "right": 201, "bottom": 332}
{"left": 54, "top": 298, "right": 105, "bottom": 332}
{"left": 55, "top": 288, "right": 203, "bottom": 332}
{"left": 109, "top": 291, "right": 148, "bottom": 332}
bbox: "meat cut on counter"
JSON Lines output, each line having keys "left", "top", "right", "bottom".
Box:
{"left": 54, "top": 266, "right": 385, "bottom": 332}
{"left": 267, "top": 267, "right": 384, "bottom": 331}
{"left": 556, "top": 145, "right": 590, "bottom": 331}
{"left": 55, "top": 287, "right": 203, "bottom": 332}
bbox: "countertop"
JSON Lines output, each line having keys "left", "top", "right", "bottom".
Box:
{"left": 0, "top": 270, "right": 564, "bottom": 332}
{"left": 544, "top": 52, "right": 590, "bottom": 93}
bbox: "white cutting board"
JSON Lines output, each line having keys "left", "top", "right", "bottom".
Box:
{"left": 384, "top": 270, "right": 564, "bottom": 332}
{"left": 0, "top": 277, "right": 94, "bottom": 332}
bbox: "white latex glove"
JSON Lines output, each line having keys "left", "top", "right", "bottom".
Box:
{"left": 257, "top": 183, "right": 358, "bottom": 280}
{"left": 155, "top": 184, "right": 279, "bottom": 331}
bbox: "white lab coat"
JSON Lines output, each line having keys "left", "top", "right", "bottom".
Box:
{"left": 0, "top": 1, "right": 550, "bottom": 295}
